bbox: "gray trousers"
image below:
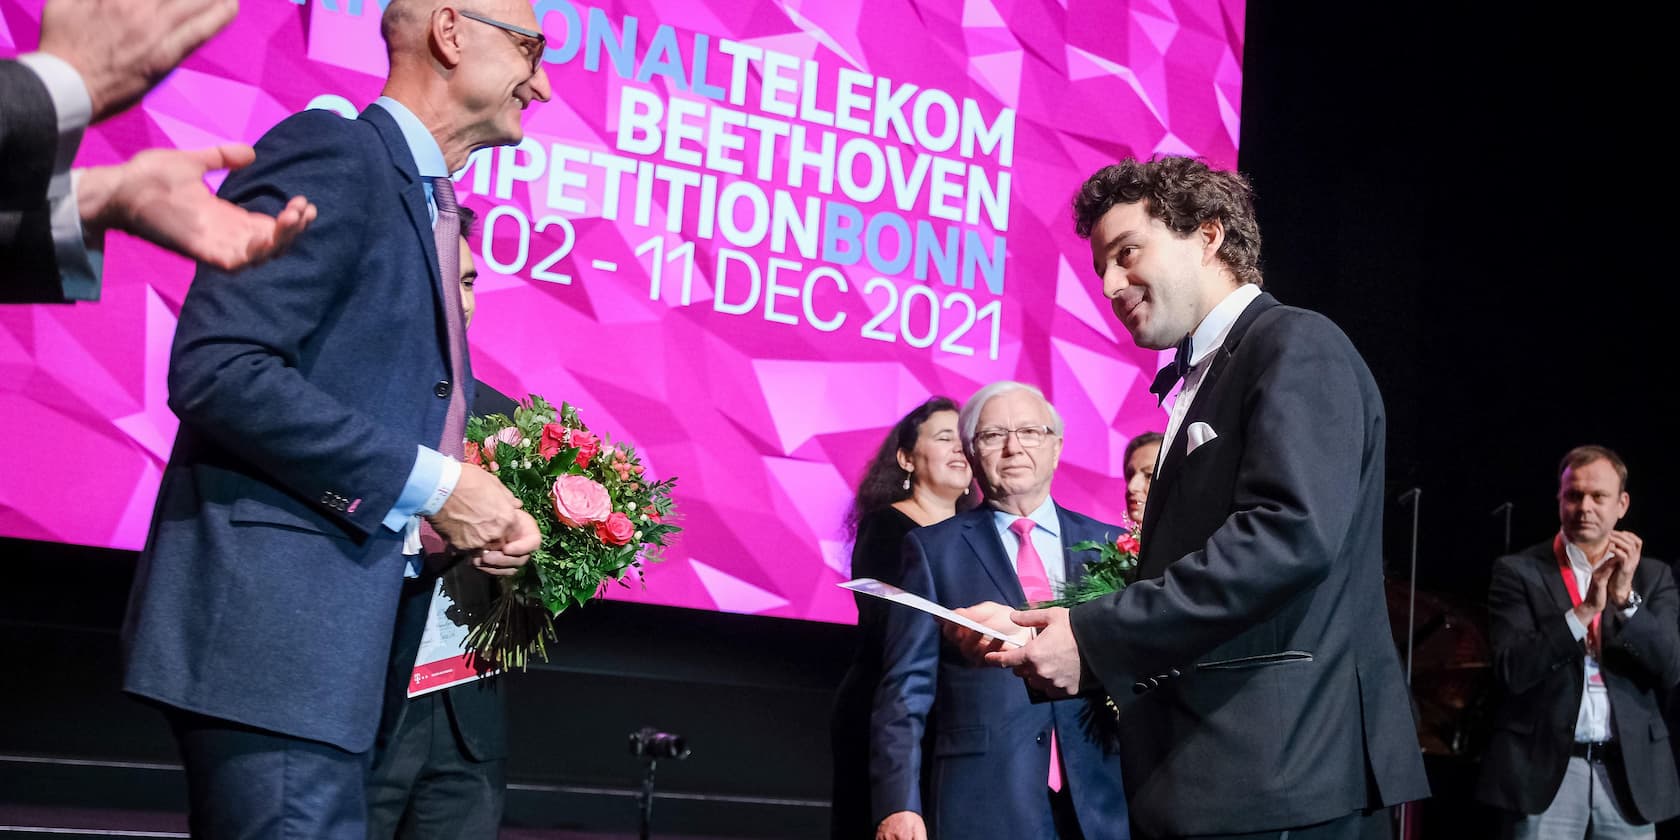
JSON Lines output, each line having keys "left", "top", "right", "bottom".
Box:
{"left": 1506, "top": 756, "right": 1653, "bottom": 840}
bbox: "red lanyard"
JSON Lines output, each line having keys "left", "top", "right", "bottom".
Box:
{"left": 1553, "top": 533, "right": 1600, "bottom": 651}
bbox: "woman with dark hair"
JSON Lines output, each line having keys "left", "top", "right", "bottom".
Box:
{"left": 1123, "top": 430, "right": 1163, "bottom": 527}
{"left": 830, "top": 396, "right": 976, "bottom": 839}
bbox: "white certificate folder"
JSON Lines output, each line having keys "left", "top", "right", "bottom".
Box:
{"left": 839, "top": 578, "right": 1023, "bottom": 647}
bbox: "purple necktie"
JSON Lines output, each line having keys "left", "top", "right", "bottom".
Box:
{"left": 432, "top": 176, "right": 467, "bottom": 460}
{"left": 418, "top": 177, "right": 468, "bottom": 558}
{"left": 1009, "top": 517, "right": 1062, "bottom": 791}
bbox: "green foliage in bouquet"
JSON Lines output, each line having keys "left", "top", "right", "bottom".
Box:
{"left": 1032, "top": 525, "right": 1141, "bottom": 752}
{"left": 1033, "top": 528, "right": 1141, "bottom": 609}
{"left": 460, "top": 395, "right": 679, "bottom": 669}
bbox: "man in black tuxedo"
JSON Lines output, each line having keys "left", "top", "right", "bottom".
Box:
{"left": 961, "top": 156, "right": 1430, "bottom": 839}
{"left": 2, "top": 0, "right": 313, "bottom": 303}
{"left": 1476, "top": 446, "right": 1680, "bottom": 838}
{"left": 367, "top": 205, "right": 516, "bottom": 839}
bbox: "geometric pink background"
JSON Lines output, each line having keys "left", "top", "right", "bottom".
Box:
{"left": 0, "top": 0, "right": 1244, "bottom": 623}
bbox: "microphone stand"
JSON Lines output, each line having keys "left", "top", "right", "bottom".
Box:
{"left": 1489, "top": 501, "right": 1513, "bottom": 555}
{"left": 1396, "top": 487, "right": 1422, "bottom": 840}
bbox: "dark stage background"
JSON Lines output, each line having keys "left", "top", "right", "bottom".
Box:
{"left": 2, "top": 3, "right": 1671, "bottom": 837}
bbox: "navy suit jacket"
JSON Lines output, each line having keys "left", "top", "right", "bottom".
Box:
{"left": 122, "top": 103, "right": 469, "bottom": 753}
{"left": 0, "top": 60, "right": 67, "bottom": 303}
{"left": 1069, "top": 293, "right": 1430, "bottom": 836}
{"left": 872, "top": 504, "right": 1130, "bottom": 839}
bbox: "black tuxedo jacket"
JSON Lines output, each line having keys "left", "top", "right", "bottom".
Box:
{"left": 1476, "top": 540, "right": 1680, "bottom": 821}
{"left": 0, "top": 60, "right": 67, "bottom": 303}
{"left": 1068, "top": 292, "right": 1430, "bottom": 836}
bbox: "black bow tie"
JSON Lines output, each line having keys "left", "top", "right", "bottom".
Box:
{"left": 1149, "top": 334, "right": 1195, "bottom": 405}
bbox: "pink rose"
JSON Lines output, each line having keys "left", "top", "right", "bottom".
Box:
{"left": 494, "top": 426, "right": 524, "bottom": 447}
{"left": 594, "top": 511, "right": 635, "bottom": 545}
{"left": 538, "top": 422, "right": 567, "bottom": 459}
{"left": 551, "top": 474, "right": 611, "bottom": 527}
{"left": 463, "top": 440, "right": 482, "bottom": 467}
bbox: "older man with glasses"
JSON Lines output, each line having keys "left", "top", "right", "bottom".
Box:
{"left": 120, "top": 2, "right": 551, "bottom": 838}
{"left": 870, "top": 381, "right": 1131, "bottom": 840}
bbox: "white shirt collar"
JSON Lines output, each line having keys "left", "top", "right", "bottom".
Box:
{"left": 991, "top": 494, "right": 1060, "bottom": 537}
{"left": 1562, "top": 533, "right": 1614, "bottom": 574}
{"left": 373, "top": 96, "right": 449, "bottom": 179}
{"left": 1187, "top": 283, "right": 1263, "bottom": 367}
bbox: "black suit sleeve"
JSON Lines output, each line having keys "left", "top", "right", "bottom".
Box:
{"left": 1603, "top": 561, "right": 1680, "bottom": 689}
{"left": 1487, "top": 553, "right": 1587, "bottom": 696}
{"left": 869, "top": 528, "right": 939, "bottom": 822}
{"left": 472, "top": 381, "right": 521, "bottom": 418}
{"left": 0, "top": 60, "right": 66, "bottom": 304}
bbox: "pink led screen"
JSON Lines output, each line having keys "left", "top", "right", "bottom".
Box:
{"left": 0, "top": 0, "right": 1244, "bottom": 623}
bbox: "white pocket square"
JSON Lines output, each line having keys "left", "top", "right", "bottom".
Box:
{"left": 1186, "top": 421, "right": 1218, "bottom": 454}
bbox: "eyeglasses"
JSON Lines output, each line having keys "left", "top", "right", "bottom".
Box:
{"left": 459, "top": 9, "right": 546, "bottom": 75}
{"left": 973, "top": 425, "right": 1057, "bottom": 452}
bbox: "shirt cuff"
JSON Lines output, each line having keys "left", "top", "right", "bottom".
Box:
{"left": 57, "top": 170, "right": 103, "bottom": 301}
{"left": 382, "top": 446, "right": 460, "bottom": 531}
{"left": 17, "top": 53, "right": 101, "bottom": 301}
{"left": 1619, "top": 603, "right": 1638, "bottom": 620}
{"left": 1564, "top": 609, "right": 1588, "bottom": 642}
{"left": 15, "top": 52, "right": 92, "bottom": 137}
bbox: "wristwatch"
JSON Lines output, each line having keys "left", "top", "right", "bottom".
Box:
{"left": 1617, "top": 591, "right": 1644, "bottom": 611}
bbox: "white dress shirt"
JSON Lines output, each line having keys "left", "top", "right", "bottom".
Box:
{"left": 1157, "top": 283, "right": 1263, "bottom": 480}
{"left": 1560, "top": 536, "right": 1638, "bottom": 743}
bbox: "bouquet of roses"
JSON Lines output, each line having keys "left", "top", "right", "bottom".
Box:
{"left": 1032, "top": 522, "right": 1141, "bottom": 750}
{"left": 1037, "top": 525, "right": 1141, "bottom": 609}
{"left": 457, "top": 395, "right": 678, "bottom": 669}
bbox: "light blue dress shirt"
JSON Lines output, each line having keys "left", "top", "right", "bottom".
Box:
{"left": 990, "top": 495, "right": 1067, "bottom": 592}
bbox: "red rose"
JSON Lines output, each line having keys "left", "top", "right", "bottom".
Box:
{"left": 464, "top": 440, "right": 482, "bottom": 467}
{"left": 573, "top": 433, "right": 600, "bottom": 468}
{"left": 642, "top": 504, "right": 662, "bottom": 524}
{"left": 1116, "top": 533, "right": 1141, "bottom": 554}
{"left": 538, "top": 422, "right": 567, "bottom": 459}
{"left": 594, "top": 511, "right": 635, "bottom": 545}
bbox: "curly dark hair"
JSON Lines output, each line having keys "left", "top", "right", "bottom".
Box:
{"left": 1071, "top": 156, "right": 1263, "bottom": 287}
{"left": 457, "top": 204, "right": 478, "bottom": 239}
{"left": 846, "top": 396, "right": 978, "bottom": 537}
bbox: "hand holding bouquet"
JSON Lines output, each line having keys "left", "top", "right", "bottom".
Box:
{"left": 1034, "top": 523, "right": 1140, "bottom": 749}
{"left": 460, "top": 395, "right": 678, "bottom": 669}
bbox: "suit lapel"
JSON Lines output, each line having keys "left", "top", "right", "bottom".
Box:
{"left": 1056, "top": 505, "right": 1092, "bottom": 590}
{"left": 1139, "top": 292, "right": 1278, "bottom": 576}
{"left": 1536, "top": 545, "right": 1574, "bottom": 614}
{"left": 962, "top": 512, "right": 1026, "bottom": 607}
{"left": 361, "top": 104, "right": 465, "bottom": 381}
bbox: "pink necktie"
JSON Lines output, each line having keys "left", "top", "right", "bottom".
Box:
{"left": 419, "top": 178, "right": 469, "bottom": 557}
{"left": 1009, "top": 517, "right": 1062, "bottom": 791}
{"left": 431, "top": 177, "right": 467, "bottom": 460}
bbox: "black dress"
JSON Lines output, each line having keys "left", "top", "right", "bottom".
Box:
{"left": 829, "top": 506, "right": 920, "bottom": 839}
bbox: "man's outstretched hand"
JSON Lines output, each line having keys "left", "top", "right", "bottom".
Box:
{"left": 77, "top": 144, "right": 317, "bottom": 270}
